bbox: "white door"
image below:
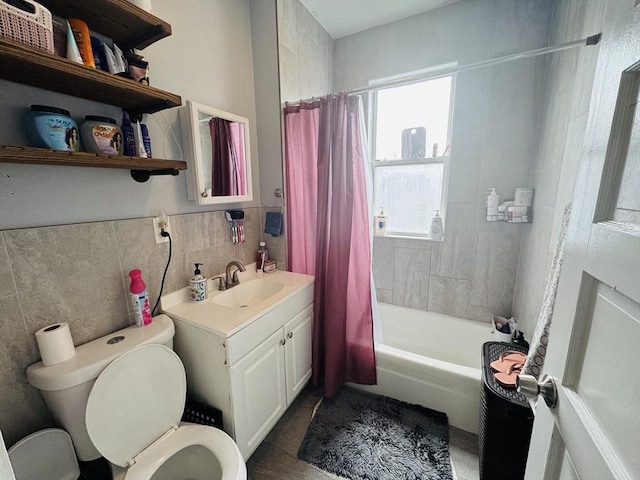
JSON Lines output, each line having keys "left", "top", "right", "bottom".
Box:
{"left": 524, "top": 7, "right": 640, "bottom": 480}
{"left": 284, "top": 305, "right": 313, "bottom": 405}
{"left": 230, "top": 328, "right": 286, "bottom": 459}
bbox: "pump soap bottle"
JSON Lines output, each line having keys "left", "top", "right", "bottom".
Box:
{"left": 430, "top": 210, "right": 444, "bottom": 240}
{"left": 374, "top": 207, "right": 387, "bottom": 236}
{"left": 129, "top": 269, "right": 152, "bottom": 326}
{"left": 190, "top": 263, "right": 208, "bottom": 302}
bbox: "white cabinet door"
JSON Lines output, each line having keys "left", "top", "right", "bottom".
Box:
{"left": 284, "top": 305, "right": 313, "bottom": 405}
{"left": 230, "top": 328, "right": 286, "bottom": 459}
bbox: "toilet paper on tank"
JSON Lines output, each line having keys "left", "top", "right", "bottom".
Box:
{"left": 35, "top": 322, "right": 76, "bottom": 366}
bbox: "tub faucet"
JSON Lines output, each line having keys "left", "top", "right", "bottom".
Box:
{"left": 225, "top": 261, "right": 246, "bottom": 289}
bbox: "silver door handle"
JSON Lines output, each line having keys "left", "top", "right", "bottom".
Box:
{"left": 516, "top": 373, "right": 558, "bottom": 408}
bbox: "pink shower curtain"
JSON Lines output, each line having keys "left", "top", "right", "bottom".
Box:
{"left": 284, "top": 94, "right": 376, "bottom": 397}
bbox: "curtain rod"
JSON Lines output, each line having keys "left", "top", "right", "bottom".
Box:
{"left": 284, "top": 33, "right": 601, "bottom": 106}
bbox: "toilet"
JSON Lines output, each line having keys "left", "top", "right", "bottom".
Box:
{"left": 26, "top": 315, "right": 246, "bottom": 480}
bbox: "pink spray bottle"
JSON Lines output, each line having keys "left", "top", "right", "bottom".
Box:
{"left": 129, "top": 269, "right": 153, "bottom": 326}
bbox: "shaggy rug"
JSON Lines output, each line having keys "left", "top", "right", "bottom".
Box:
{"left": 298, "top": 387, "right": 453, "bottom": 480}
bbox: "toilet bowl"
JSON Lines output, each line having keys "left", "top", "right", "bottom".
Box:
{"left": 85, "top": 344, "right": 246, "bottom": 480}
{"left": 7, "top": 428, "right": 80, "bottom": 480}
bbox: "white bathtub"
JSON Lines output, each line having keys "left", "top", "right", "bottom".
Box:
{"left": 351, "top": 302, "right": 494, "bottom": 434}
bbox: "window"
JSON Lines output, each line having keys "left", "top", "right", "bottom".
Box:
{"left": 371, "top": 74, "right": 453, "bottom": 237}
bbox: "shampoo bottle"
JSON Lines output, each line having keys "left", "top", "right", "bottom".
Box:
{"left": 486, "top": 188, "right": 499, "bottom": 222}
{"left": 189, "top": 263, "right": 208, "bottom": 302}
{"left": 129, "top": 269, "right": 152, "bottom": 326}
{"left": 140, "top": 122, "right": 152, "bottom": 158}
{"left": 430, "top": 210, "right": 444, "bottom": 240}
{"left": 121, "top": 112, "right": 136, "bottom": 157}
{"left": 374, "top": 207, "right": 387, "bottom": 236}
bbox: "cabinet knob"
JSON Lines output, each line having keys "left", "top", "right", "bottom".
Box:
{"left": 280, "top": 338, "right": 286, "bottom": 346}
{"left": 287, "top": 332, "right": 293, "bottom": 339}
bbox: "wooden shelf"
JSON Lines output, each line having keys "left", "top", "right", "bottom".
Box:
{"left": 0, "top": 145, "right": 187, "bottom": 171}
{"left": 38, "top": 0, "right": 171, "bottom": 51}
{"left": 0, "top": 38, "right": 181, "bottom": 114}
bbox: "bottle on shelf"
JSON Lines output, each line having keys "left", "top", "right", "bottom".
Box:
{"left": 486, "top": 188, "right": 499, "bottom": 222}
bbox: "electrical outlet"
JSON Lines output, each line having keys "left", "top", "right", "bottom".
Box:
{"left": 152, "top": 215, "right": 171, "bottom": 244}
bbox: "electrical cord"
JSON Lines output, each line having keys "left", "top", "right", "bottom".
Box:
{"left": 152, "top": 230, "right": 172, "bottom": 315}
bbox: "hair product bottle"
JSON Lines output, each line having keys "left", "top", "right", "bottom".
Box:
{"left": 121, "top": 112, "right": 136, "bottom": 156}
{"left": 129, "top": 269, "right": 152, "bottom": 326}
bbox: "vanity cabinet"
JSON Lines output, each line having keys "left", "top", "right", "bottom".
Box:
{"left": 169, "top": 280, "right": 314, "bottom": 460}
{"left": 230, "top": 306, "right": 313, "bottom": 457}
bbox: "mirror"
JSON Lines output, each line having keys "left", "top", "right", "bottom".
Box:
{"left": 179, "top": 100, "right": 253, "bottom": 204}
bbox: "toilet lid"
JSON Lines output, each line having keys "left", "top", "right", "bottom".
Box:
{"left": 85, "top": 344, "right": 186, "bottom": 468}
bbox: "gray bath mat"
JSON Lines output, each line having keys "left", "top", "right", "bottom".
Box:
{"left": 298, "top": 387, "right": 453, "bottom": 480}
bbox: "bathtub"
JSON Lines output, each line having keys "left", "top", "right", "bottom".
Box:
{"left": 351, "top": 302, "right": 494, "bottom": 434}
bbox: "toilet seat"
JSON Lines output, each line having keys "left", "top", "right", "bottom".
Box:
{"left": 85, "top": 344, "right": 245, "bottom": 480}
{"left": 86, "top": 344, "right": 186, "bottom": 468}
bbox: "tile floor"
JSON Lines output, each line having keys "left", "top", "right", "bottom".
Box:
{"left": 247, "top": 385, "right": 480, "bottom": 480}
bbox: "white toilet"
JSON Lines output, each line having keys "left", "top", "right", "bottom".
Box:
{"left": 26, "top": 315, "right": 246, "bottom": 480}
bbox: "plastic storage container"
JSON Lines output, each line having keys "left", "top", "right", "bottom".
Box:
{"left": 80, "top": 115, "right": 123, "bottom": 155}
{"left": 26, "top": 105, "right": 79, "bottom": 151}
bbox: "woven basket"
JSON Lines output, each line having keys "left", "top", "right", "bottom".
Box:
{"left": 0, "top": 0, "right": 54, "bottom": 53}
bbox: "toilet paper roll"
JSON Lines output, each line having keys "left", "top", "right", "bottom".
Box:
{"left": 35, "top": 322, "right": 76, "bottom": 366}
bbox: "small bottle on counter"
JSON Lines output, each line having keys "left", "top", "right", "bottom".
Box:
{"left": 256, "top": 241, "right": 269, "bottom": 272}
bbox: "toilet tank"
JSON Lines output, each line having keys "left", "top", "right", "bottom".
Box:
{"left": 26, "top": 315, "right": 175, "bottom": 461}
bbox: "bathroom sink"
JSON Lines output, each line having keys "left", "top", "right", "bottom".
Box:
{"left": 212, "top": 279, "right": 284, "bottom": 308}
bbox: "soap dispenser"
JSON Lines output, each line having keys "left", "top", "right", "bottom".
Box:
{"left": 189, "top": 263, "right": 208, "bottom": 302}
{"left": 374, "top": 207, "right": 387, "bottom": 236}
{"left": 430, "top": 210, "right": 444, "bottom": 240}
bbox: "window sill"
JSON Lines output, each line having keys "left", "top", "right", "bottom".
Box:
{"left": 374, "top": 234, "right": 444, "bottom": 243}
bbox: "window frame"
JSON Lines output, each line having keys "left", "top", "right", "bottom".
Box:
{"left": 368, "top": 69, "right": 455, "bottom": 239}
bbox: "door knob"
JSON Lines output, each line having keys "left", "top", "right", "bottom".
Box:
{"left": 287, "top": 332, "right": 293, "bottom": 339}
{"left": 516, "top": 373, "right": 558, "bottom": 408}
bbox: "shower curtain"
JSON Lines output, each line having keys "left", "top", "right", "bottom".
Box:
{"left": 284, "top": 94, "right": 376, "bottom": 397}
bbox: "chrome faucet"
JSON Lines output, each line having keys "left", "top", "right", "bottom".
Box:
{"left": 225, "top": 261, "right": 246, "bottom": 289}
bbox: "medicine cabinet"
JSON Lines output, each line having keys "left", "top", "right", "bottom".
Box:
{"left": 179, "top": 100, "right": 253, "bottom": 205}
